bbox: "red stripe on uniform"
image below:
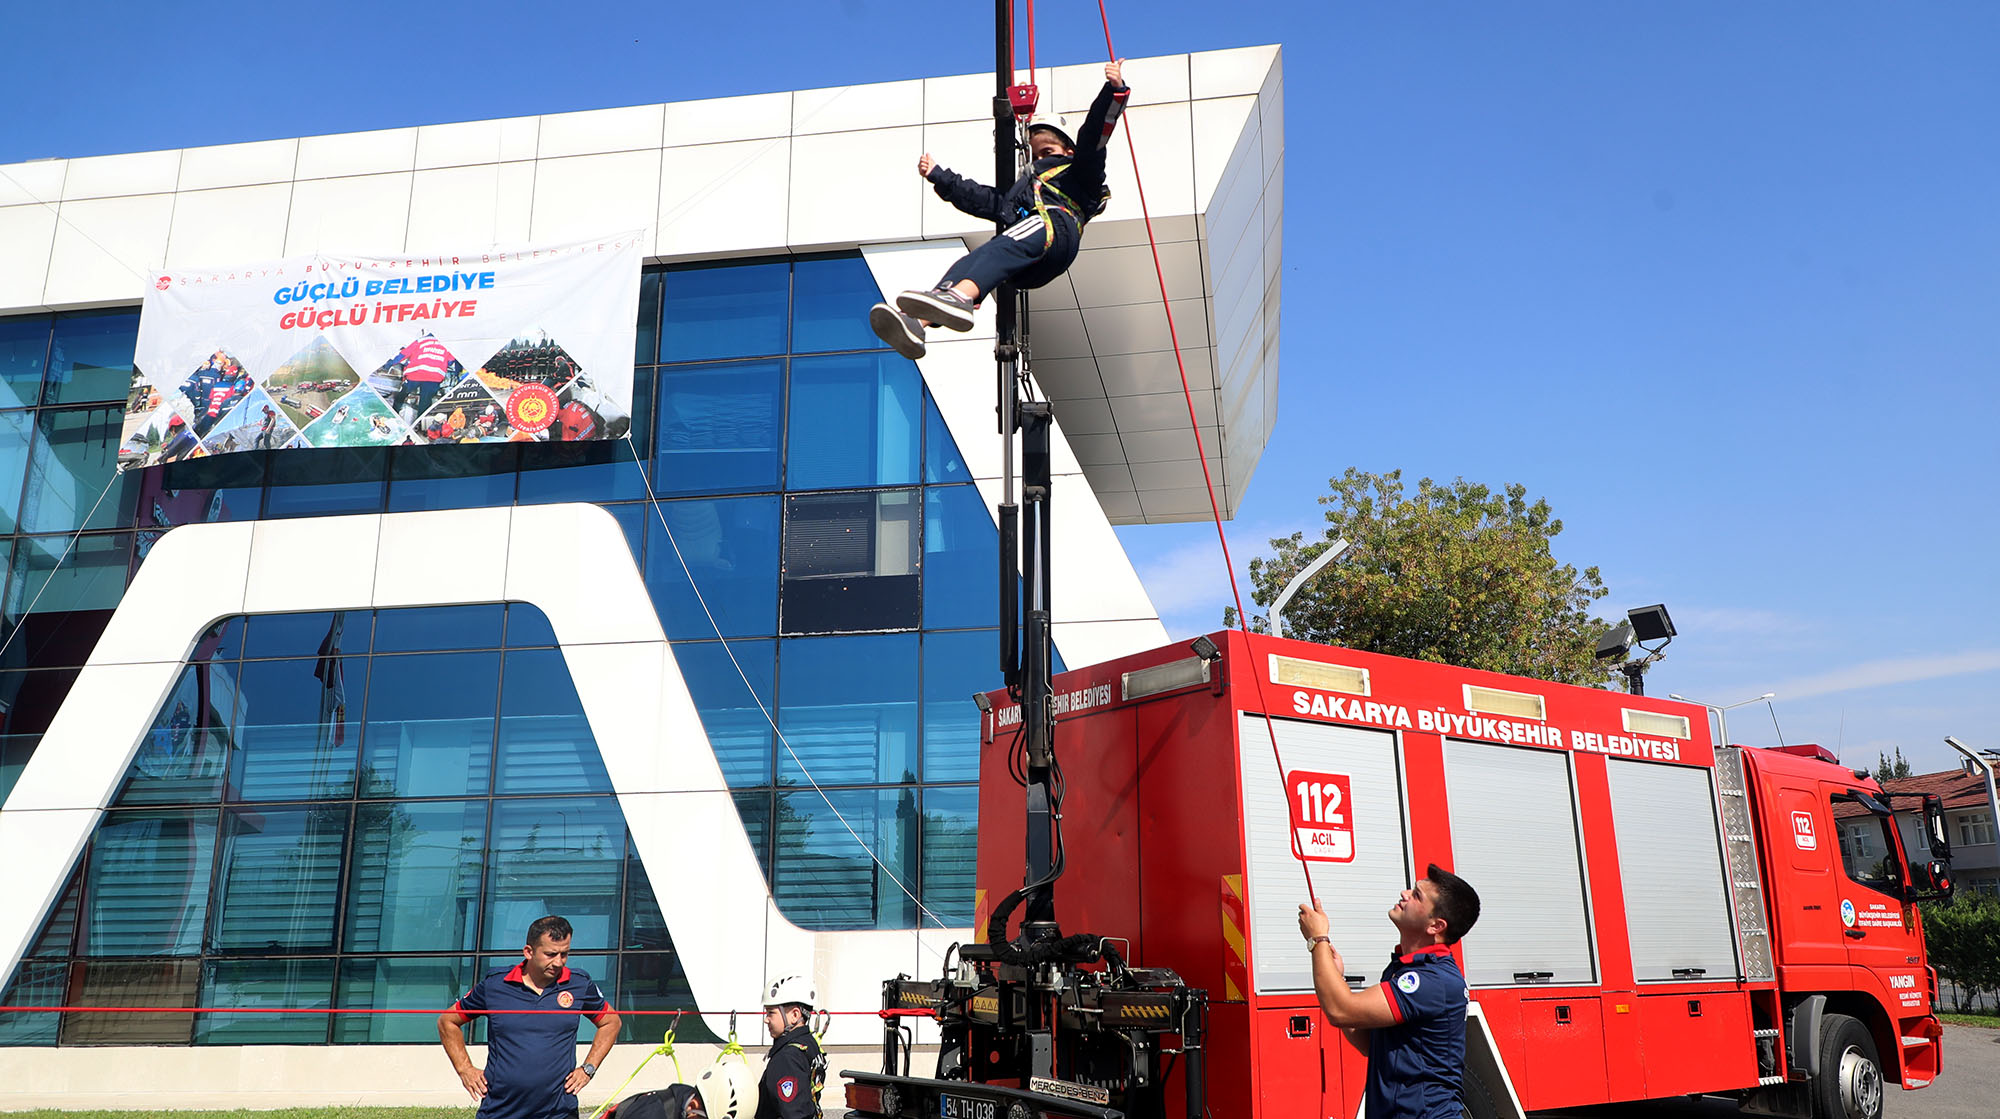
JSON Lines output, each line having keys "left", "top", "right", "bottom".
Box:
{"left": 1380, "top": 982, "right": 1404, "bottom": 1024}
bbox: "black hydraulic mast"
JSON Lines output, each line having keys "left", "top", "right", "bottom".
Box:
{"left": 992, "top": 0, "right": 1060, "bottom": 951}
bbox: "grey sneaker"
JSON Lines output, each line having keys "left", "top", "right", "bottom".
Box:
{"left": 869, "top": 302, "right": 927, "bottom": 360}
{"left": 897, "top": 287, "right": 978, "bottom": 332}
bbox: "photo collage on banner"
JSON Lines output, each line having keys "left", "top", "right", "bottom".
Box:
{"left": 127, "top": 234, "right": 644, "bottom": 464}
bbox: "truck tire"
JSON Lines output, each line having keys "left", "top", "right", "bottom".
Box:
{"left": 1814, "top": 1013, "right": 1884, "bottom": 1119}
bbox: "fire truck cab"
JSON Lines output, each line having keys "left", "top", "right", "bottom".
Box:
{"left": 912, "top": 629, "right": 1952, "bottom": 1119}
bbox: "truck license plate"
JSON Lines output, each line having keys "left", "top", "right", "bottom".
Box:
{"left": 939, "top": 1093, "right": 999, "bottom": 1119}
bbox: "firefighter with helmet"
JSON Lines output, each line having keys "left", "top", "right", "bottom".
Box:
{"left": 756, "top": 975, "right": 824, "bottom": 1119}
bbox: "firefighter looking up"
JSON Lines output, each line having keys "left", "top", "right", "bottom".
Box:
{"left": 868, "top": 59, "right": 1130, "bottom": 360}
{"left": 755, "top": 975, "right": 825, "bottom": 1119}
{"left": 1298, "top": 865, "right": 1482, "bottom": 1119}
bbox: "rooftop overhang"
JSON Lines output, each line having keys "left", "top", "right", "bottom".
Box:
{"left": 0, "top": 45, "right": 1282, "bottom": 523}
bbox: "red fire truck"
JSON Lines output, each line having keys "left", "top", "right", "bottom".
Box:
{"left": 847, "top": 629, "right": 1955, "bottom": 1119}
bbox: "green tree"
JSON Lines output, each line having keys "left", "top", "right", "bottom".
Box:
{"left": 1230, "top": 469, "right": 1613, "bottom": 686}
{"left": 1920, "top": 896, "right": 2000, "bottom": 1012}
{"left": 1875, "top": 747, "right": 1913, "bottom": 782}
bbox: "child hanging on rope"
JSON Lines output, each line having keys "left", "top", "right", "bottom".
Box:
{"left": 870, "top": 59, "right": 1129, "bottom": 360}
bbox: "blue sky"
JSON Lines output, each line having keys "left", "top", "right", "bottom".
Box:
{"left": 6, "top": 3, "right": 1996, "bottom": 774}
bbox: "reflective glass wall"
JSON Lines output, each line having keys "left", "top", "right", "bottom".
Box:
{"left": 0, "top": 255, "right": 1053, "bottom": 1044}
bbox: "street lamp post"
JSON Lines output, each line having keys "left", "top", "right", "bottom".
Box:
{"left": 1668, "top": 692, "right": 1776, "bottom": 749}
{"left": 1943, "top": 737, "right": 2000, "bottom": 860}
{"left": 1270, "top": 538, "right": 1349, "bottom": 640}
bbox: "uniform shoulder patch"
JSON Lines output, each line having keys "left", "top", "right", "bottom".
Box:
{"left": 1396, "top": 971, "right": 1421, "bottom": 994}
{"left": 777, "top": 1077, "right": 798, "bottom": 1101}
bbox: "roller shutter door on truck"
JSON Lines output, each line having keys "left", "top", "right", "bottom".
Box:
{"left": 1238, "top": 715, "right": 1408, "bottom": 994}
{"left": 1604, "top": 759, "right": 1739, "bottom": 982}
{"left": 1443, "top": 740, "right": 1597, "bottom": 987}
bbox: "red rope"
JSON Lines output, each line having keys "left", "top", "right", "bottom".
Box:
{"left": 1094, "top": 1, "right": 1318, "bottom": 906}
{"left": 0, "top": 1004, "right": 925, "bottom": 1017}
{"left": 1025, "top": 0, "right": 1038, "bottom": 75}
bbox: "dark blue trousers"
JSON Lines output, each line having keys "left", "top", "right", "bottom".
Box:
{"left": 939, "top": 209, "right": 1083, "bottom": 297}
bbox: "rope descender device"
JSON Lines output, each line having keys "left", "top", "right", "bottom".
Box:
{"left": 1008, "top": 84, "right": 1040, "bottom": 122}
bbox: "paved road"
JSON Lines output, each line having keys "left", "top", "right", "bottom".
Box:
{"left": 1537, "top": 1023, "right": 1998, "bottom": 1119}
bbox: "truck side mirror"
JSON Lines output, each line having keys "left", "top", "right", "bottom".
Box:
{"left": 1922, "top": 794, "right": 1953, "bottom": 861}
{"left": 1905, "top": 859, "right": 1954, "bottom": 903}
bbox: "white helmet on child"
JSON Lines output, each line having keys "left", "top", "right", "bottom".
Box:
{"left": 762, "top": 974, "right": 816, "bottom": 1009}
{"left": 1026, "top": 114, "right": 1076, "bottom": 151}
{"left": 694, "top": 1061, "right": 758, "bottom": 1119}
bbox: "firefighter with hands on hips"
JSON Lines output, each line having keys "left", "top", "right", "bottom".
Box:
{"left": 439, "top": 914, "right": 622, "bottom": 1119}
{"left": 869, "top": 58, "right": 1131, "bottom": 360}
{"left": 755, "top": 975, "right": 826, "bottom": 1119}
{"left": 1298, "top": 865, "right": 1481, "bottom": 1119}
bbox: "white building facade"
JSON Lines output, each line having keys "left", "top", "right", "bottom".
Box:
{"left": 0, "top": 46, "right": 1283, "bottom": 1108}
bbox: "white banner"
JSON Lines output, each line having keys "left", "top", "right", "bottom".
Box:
{"left": 124, "top": 233, "right": 644, "bottom": 462}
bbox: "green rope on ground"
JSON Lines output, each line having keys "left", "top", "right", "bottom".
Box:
{"left": 584, "top": 1019, "right": 684, "bottom": 1119}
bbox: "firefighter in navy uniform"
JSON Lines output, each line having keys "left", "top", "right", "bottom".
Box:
{"left": 756, "top": 975, "right": 825, "bottom": 1119}
{"left": 868, "top": 59, "right": 1130, "bottom": 360}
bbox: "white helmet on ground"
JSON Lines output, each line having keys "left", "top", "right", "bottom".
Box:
{"left": 694, "top": 1061, "right": 758, "bottom": 1119}
{"left": 762, "top": 974, "right": 816, "bottom": 1010}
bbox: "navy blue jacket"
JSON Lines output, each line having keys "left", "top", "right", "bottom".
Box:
{"left": 926, "top": 80, "right": 1130, "bottom": 225}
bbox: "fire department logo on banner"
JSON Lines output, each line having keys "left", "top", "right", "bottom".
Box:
{"left": 1791, "top": 811, "right": 1817, "bottom": 850}
{"left": 1285, "top": 770, "right": 1356, "bottom": 863}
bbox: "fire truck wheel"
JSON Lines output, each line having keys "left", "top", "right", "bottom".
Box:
{"left": 1813, "top": 1013, "right": 1883, "bottom": 1119}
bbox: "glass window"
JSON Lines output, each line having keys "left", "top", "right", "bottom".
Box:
{"left": 197, "top": 959, "right": 334, "bottom": 1044}
{"left": 335, "top": 957, "right": 476, "bottom": 1043}
{"left": 923, "top": 631, "right": 1001, "bottom": 782}
{"left": 923, "top": 485, "right": 999, "bottom": 630}
{"left": 362, "top": 651, "right": 498, "bottom": 798}
{"left": 670, "top": 639, "right": 775, "bottom": 787}
{"left": 923, "top": 391, "right": 971, "bottom": 483}
{"left": 505, "top": 602, "right": 559, "bottom": 648}
{"left": 0, "top": 961, "right": 65, "bottom": 1045}
{"left": 1833, "top": 798, "right": 1901, "bottom": 894}
{"left": 84, "top": 809, "right": 218, "bottom": 956}
{"left": 373, "top": 605, "right": 504, "bottom": 653}
{"left": 0, "top": 666, "right": 82, "bottom": 742}
{"left": 921, "top": 786, "right": 980, "bottom": 925}
{"left": 0, "top": 409, "right": 31, "bottom": 532}
{"left": 786, "top": 352, "right": 920, "bottom": 489}
{"left": 635, "top": 271, "right": 662, "bottom": 367}
{"left": 229, "top": 657, "right": 362, "bottom": 801}
{"left": 777, "top": 633, "right": 918, "bottom": 786}
{"left": 43, "top": 309, "right": 139, "bottom": 406}
{"left": 144, "top": 452, "right": 268, "bottom": 526}
{"left": 781, "top": 489, "right": 920, "bottom": 634}
{"left": 26, "top": 867, "right": 81, "bottom": 958}
{"left": 209, "top": 805, "right": 348, "bottom": 953}
{"left": 516, "top": 439, "right": 651, "bottom": 505}
{"left": 483, "top": 796, "right": 624, "bottom": 950}
{"left": 190, "top": 617, "right": 243, "bottom": 663}
{"left": 617, "top": 952, "right": 701, "bottom": 1044}
{"left": 243, "top": 611, "right": 369, "bottom": 660}
{"left": 622, "top": 837, "right": 668, "bottom": 950}
{"left": 773, "top": 786, "right": 918, "bottom": 929}
{"left": 23, "top": 406, "right": 136, "bottom": 532}
{"left": 388, "top": 443, "right": 519, "bottom": 512}
{"left": 661, "top": 261, "right": 788, "bottom": 362}
{"left": 735, "top": 790, "right": 773, "bottom": 885}
{"left": 61, "top": 959, "right": 200, "bottom": 1045}
{"left": 495, "top": 649, "right": 612, "bottom": 795}
{"left": 345, "top": 800, "right": 488, "bottom": 953}
{"left": 0, "top": 314, "right": 50, "bottom": 410}
{"left": 647, "top": 496, "right": 780, "bottom": 639}
{"left": 4, "top": 533, "right": 133, "bottom": 648}
{"left": 792, "top": 255, "right": 886, "bottom": 354}
{"left": 116, "top": 663, "right": 235, "bottom": 806}
{"left": 263, "top": 447, "right": 387, "bottom": 519}
{"left": 1959, "top": 811, "right": 1994, "bottom": 847}
{"left": 654, "top": 360, "right": 783, "bottom": 496}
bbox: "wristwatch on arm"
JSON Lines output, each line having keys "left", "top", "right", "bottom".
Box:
{"left": 581, "top": 1062, "right": 598, "bottom": 1079}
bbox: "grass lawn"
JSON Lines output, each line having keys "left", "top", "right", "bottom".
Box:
{"left": 9, "top": 1111, "right": 474, "bottom": 1119}
{"left": 1943, "top": 1011, "right": 2000, "bottom": 1028}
